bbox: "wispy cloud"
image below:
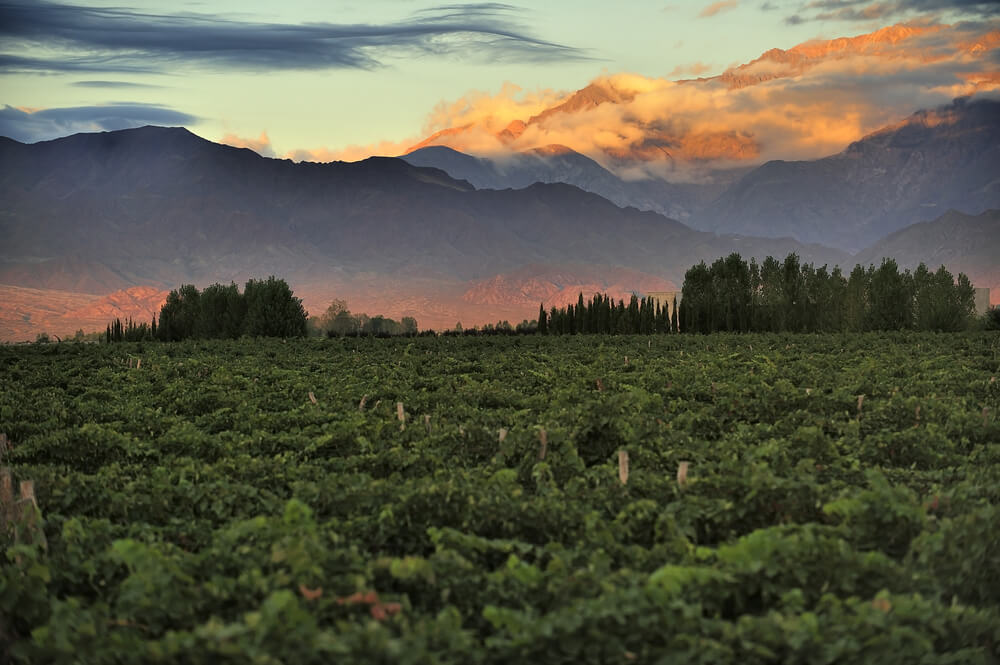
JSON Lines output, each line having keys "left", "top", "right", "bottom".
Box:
{"left": 70, "top": 80, "right": 163, "bottom": 89}
{"left": 669, "top": 61, "right": 718, "bottom": 77}
{"left": 0, "top": 1, "right": 591, "bottom": 75}
{"left": 0, "top": 103, "right": 197, "bottom": 143}
{"left": 784, "top": 0, "right": 1000, "bottom": 23}
{"left": 699, "top": 1, "right": 741, "bottom": 17}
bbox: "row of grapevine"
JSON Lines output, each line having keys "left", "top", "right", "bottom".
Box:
{"left": 2, "top": 333, "right": 999, "bottom": 662}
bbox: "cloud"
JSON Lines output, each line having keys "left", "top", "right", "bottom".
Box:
{"left": 70, "top": 80, "right": 162, "bottom": 89}
{"left": 669, "top": 61, "right": 718, "bottom": 77}
{"left": 397, "top": 21, "right": 1000, "bottom": 180}
{"left": 699, "top": 1, "right": 741, "bottom": 17}
{"left": 0, "top": 1, "right": 590, "bottom": 75}
{"left": 229, "top": 134, "right": 422, "bottom": 163}
{"left": 219, "top": 131, "right": 276, "bottom": 158}
{"left": 786, "top": 0, "right": 1000, "bottom": 23}
{"left": 0, "top": 103, "right": 197, "bottom": 143}
{"left": 286, "top": 137, "right": 420, "bottom": 163}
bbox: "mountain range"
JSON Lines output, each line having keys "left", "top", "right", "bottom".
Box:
{"left": 1, "top": 111, "right": 998, "bottom": 340}
{"left": 1, "top": 125, "right": 848, "bottom": 339}
{"left": 402, "top": 97, "right": 1000, "bottom": 252}
{"left": 401, "top": 144, "right": 737, "bottom": 223}
{"left": 696, "top": 98, "right": 1000, "bottom": 251}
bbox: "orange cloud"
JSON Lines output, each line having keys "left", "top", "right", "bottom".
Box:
{"left": 699, "top": 0, "right": 739, "bottom": 18}
{"left": 219, "top": 131, "right": 275, "bottom": 158}
{"left": 395, "top": 21, "right": 999, "bottom": 181}
{"left": 668, "top": 62, "right": 717, "bottom": 78}
{"left": 285, "top": 137, "right": 416, "bottom": 163}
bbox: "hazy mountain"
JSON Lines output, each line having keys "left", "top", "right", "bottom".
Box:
{"left": 401, "top": 144, "right": 735, "bottom": 222}
{"left": 0, "top": 125, "right": 847, "bottom": 338}
{"left": 693, "top": 97, "right": 1000, "bottom": 251}
{"left": 853, "top": 209, "right": 1000, "bottom": 303}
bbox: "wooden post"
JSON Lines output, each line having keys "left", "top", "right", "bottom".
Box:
{"left": 1, "top": 468, "right": 12, "bottom": 532}
{"left": 856, "top": 394, "right": 864, "bottom": 419}
{"left": 618, "top": 450, "right": 629, "bottom": 485}
{"left": 359, "top": 395, "right": 368, "bottom": 411}
{"left": 424, "top": 414, "right": 431, "bottom": 433}
{"left": 308, "top": 391, "right": 317, "bottom": 404}
{"left": 397, "top": 402, "right": 405, "bottom": 430}
{"left": 538, "top": 429, "right": 547, "bottom": 460}
{"left": 677, "top": 461, "right": 690, "bottom": 488}
{"left": 2, "top": 475, "right": 47, "bottom": 550}
{"left": 498, "top": 428, "right": 508, "bottom": 442}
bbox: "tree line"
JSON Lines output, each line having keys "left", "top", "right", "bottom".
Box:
{"left": 104, "top": 278, "right": 423, "bottom": 342}
{"left": 537, "top": 255, "right": 982, "bottom": 335}
{"left": 98, "top": 256, "right": 987, "bottom": 342}
{"left": 102, "top": 277, "right": 308, "bottom": 342}
{"left": 538, "top": 293, "right": 677, "bottom": 336}
{"left": 677, "top": 254, "right": 978, "bottom": 334}
{"left": 307, "top": 299, "right": 418, "bottom": 338}
{"left": 155, "top": 277, "right": 308, "bottom": 341}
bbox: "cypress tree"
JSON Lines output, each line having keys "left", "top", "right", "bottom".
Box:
{"left": 538, "top": 303, "right": 548, "bottom": 334}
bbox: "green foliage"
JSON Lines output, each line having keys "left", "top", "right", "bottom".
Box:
{"left": 243, "top": 276, "right": 308, "bottom": 338}
{"left": 680, "top": 253, "right": 978, "bottom": 334}
{"left": 1, "top": 332, "right": 999, "bottom": 662}
{"left": 155, "top": 277, "right": 307, "bottom": 341}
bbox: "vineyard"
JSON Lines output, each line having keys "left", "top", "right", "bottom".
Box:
{"left": 2, "top": 333, "right": 999, "bottom": 663}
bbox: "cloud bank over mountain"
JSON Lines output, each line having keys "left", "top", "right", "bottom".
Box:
{"left": 270, "top": 21, "right": 998, "bottom": 183}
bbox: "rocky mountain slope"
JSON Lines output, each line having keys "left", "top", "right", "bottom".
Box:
{"left": 854, "top": 209, "right": 999, "bottom": 303}
{"left": 692, "top": 97, "right": 1000, "bottom": 251}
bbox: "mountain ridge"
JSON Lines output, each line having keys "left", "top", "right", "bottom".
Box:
{"left": 0, "top": 125, "right": 848, "bottom": 338}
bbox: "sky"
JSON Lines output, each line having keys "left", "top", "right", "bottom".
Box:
{"left": 1, "top": 0, "right": 998, "bottom": 165}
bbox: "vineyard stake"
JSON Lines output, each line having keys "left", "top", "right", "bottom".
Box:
{"left": 309, "top": 391, "right": 317, "bottom": 404}
{"left": 538, "top": 429, "right": 547, "bottom": 460}
{"left": 856, "top": 394, "right": 864, "bottom": 419}
{"left": 1, "top": 468, "right": 12, "bottom": 525}
{"left": 359, "top": 395, "right": 368, "bottom": 411}
{"left": 424, "top": 414, "right": 431, "bottom": 433}
{"left": 397, "top": 402, "right": 406, "bottom": 430}
{"left": 498, "top": 428, "right": 508, "bottom": 442}
{"left": 618, "top": 450, "right": 629, "bottom": 485}
{"left": 5, "top": 477, "right": 46, "bottom": 551}
{"left": 677, "top": 461, "right": 690, "bottom": 488}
